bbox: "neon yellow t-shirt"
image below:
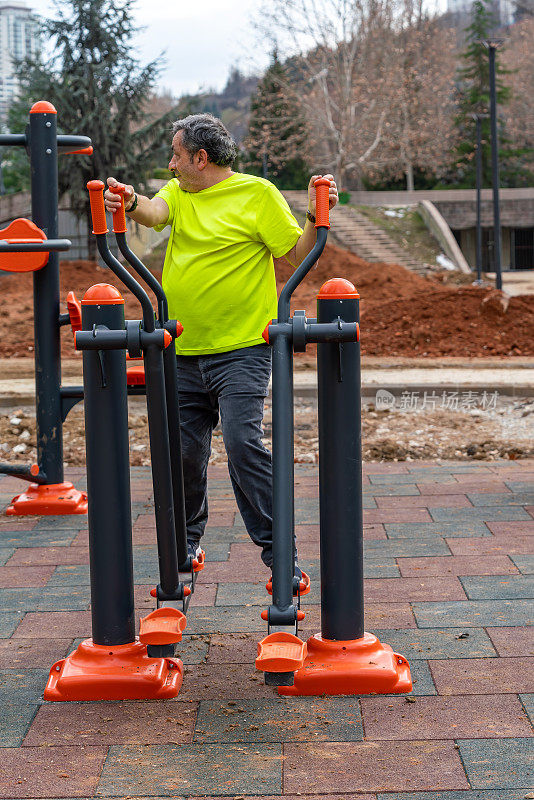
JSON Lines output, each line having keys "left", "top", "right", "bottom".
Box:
{"left": 153, "top": 172, "right": 302, "bottom": 355}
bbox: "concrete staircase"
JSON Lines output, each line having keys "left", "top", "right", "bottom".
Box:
{"left": 283, "top": 190, "right": 430, "bottom": 276}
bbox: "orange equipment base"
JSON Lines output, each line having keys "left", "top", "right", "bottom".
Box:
{"left": 6, "top": 482, "right": 88, "bottom": 516}
{"left": 44, "top": 638, "right": 183, "bottom": 701}
{"left": 256, "top": 631, "right": 307, "bottom": 673}
{"left": 278, "top": 632, "right": 412, "bottom": 696}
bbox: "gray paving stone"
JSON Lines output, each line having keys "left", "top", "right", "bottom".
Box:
{"left": 459, "top": 737, "right": 534, "bottom": 788}
{"left": 203, "top": 542, "right": 232, "bottom": 562}
{"left": 505, "top": 481, "right": 534, "bottom": 493}
{"left": 0, "top": 610, "right": 23, "bottom": 638}
{"left": 31, "top": 517, "right": 88, "bottom": 529}
{"left": 0, "top": 668, "right": 49, "bottom": 704}
{"left": 97, "top": 743, "right": 282, "bottom": 796}
{"left": 0, "top": 529, "right": 76, "bottom": 548}
{"left": 460, "top": 574, "right": 534, "bottom": 600}
{"left": 364, "top": 559, "right": 401, "bottom": 578}
{"left": 0, "top": 702, "right": 39, "bottom": 746}
{"left": 0, "top": 585, "right": 90, "bottom": 612}
{"left": 385, "top": 521, "right": 490, "bottom": 538}
{"left": 364, "top": 539, "right": 451, "bottom": 558}
{"left": 378, "top": 792, "right": 528, "bottom": 800}
{"left": 185, "top": 606, "right": 265, "bottom": 634}
{"left": 520, "top": 693, "right": 534, "bottom": 725}
{"left": 431, "top": 506, "right": 532, "bottom": 522}
{"left": 199, "top": 526, "right": 249, "bottom": 543}
{"left": 216, "top": 581, "right": 321, "bottom": 606}
{"left": 413, "top": 599, "right": 534, "bottom": 628}
{"left": 48, "top": 565, "right": 90, "bottom": 586}
{"left": 377, "top": 628, "right": 497, "bottom": 660}
{"left": 0, "top": 547, "right": 14, "bottom": 565}
{"left": 468, "top": 492, "right": 534, "bottom": 506}
{"left": 511, "top": 555, "right": 534, "bottom": 574}
{"left": 194, "top": 696, "right": 364, "bottom": 742}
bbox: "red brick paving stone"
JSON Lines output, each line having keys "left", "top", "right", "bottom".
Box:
{"left": 361, "top": 694, "right": 534, "bottom": 740}
{"left": 13, "top": 610, "right": 92, "bottom": 639}
{"left": 179, "top": 662, "right": 277, "bottom": 700}
{"left": 486, "top": 520, "right": 534, "bottom": 535}
{"left": 364, "top": 576, "right": 467, "bottom": 602}
{"left": 206, "top": 512, "right": 235, "bottom": 527}
{"left": 0, "top": 516, "right": 38, "bottom": 531}
{"left": 207, "top": 632, "right": 259, "bottom": 664}
{"left": 187, "top": 796, "right": 377, "bottom": 800}
{"left": 486, "top": 626, "right": 534, "bottom": 656}
{"left": 417, "top": 481, "right": 511, "bottom": 495}
{"left": 5, "top": 546, "right": 90, "bottom": 567}
{"left": 294, "top": 524, "right": 320, "bottom": 541}
{"left": 429, "top": 656, "right": 534, "bottom": 695}
{"left": 0, "top": 637, "right": 71, "bottom": 668}
{"left": 397, "top": 555, "right": 520, "bottom": 577}
{"left": 23, "top": 700, "right": 198, "bottom": 746}
{"left": 363, "top": 508, "right": 433, "bottom": 524}
{"left": 376, "top": 494, "right": 472, "bottom": 509}
{"left": 447, "top": 534, "right": 534, "bottom": 556}
{"left": 70, "top": 530, "right": 89, "bottom": 546}
{"left": 0, "top": 564, "right": 55, "bottom": 587}
{"left": 283, "top": 740, "right": 468, "bottom": 793}
{"left": 363, "top": 603, "right": 417, "bottom": 629}
{"left": 197, "top": 559, "right": 269, "bottom": 584}
{"left": 364, "top": 463, "right": 409, "bottom": 473}
{"left": 0, "top": 745, "right": 107, "bottom": 798}
{"left": 363, "top": 523, "right": 387, "bottom": 540}
{"left": 526, "top": 505, "right": 534, "bottom": 519}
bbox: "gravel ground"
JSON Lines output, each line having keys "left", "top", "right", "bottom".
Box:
{"left": 1, "top": 394, "right": 533, "bottom": 468}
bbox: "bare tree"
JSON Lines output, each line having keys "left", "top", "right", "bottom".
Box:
{"left": 255, "top": 0, "right": 396, "bottom": 189}
{"left": 502, "top": 18, "right": 534, "bottom": 174}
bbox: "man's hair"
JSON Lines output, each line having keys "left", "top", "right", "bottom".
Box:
{"left": 172, "top": 113, "right": 237, "bottom": 168}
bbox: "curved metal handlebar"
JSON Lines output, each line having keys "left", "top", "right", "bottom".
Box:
{"left": 0, "top": 239, "right": 71, "bottom": 253}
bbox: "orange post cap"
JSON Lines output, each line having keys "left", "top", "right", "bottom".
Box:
{"left": 176, "top": 321, "right": 184, "bottom": 338}
{"left": 82, "top": 283, "right": 124, "bottom": 305}
{"left": 30, "top": 100, "right": 57, "bottom": 114}
{"left": 163, "top": 330, "right": 172, "bottom": 349}
{"left": 317, "top": 277, "right": 360, "bottom": 299}
{"left": 87, "top": 179, "right": 105, "bottom": 191}
{"left": 262, "top": 320, "right": 273, "bottom": 344}
{"left": 313, "top": 177, "right": 331, "bottom": 188}
{"left": 30, "top": 464, "right": 40, "bottom": 476}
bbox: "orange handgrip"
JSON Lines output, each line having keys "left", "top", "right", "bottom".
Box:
{"left": 64, "top": 147, "right": 93, "bottom": 156}
{"left": 112, "top": 184, "right": 127, "bottom": 234}
{"left": 86, "top": 180, "right": 108, "bottom": 235}
{"left": 313, "top": 177, "right": 330, "bottom": 229}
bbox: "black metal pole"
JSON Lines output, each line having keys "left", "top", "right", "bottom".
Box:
{"left": 28, "top": 103, "right": 63, "bottom": 484}
{"left": 317, "top": 285, "right": 363, "bottom": 641}
{"left": 81, "top": 288, "right": 135, "bottom": 646}
{"left": 487, "top": 43, "right": 503, "bottom": 291}
{"left": 475, "top": 115, "right": 483, "bottom": 283}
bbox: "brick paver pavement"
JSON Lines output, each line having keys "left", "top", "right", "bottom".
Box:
{"left": 0, "top": 459, "right": 533, "bottom": 798}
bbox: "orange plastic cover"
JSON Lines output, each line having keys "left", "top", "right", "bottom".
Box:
{"left": 313, "top": 177, "right": 330, "bottom": 228}
{"left": 30, "top": 100, "right": 57, "bottom": 114}
{"left": 0, "top": 218, "right": 48, "bottom": 273}
{"left": 66, "top": 291, "right": 82, "bottom": 334}
{"left": 86, "top": 179, "right": 108, "bottom": 235}
{"left": 256, "top": 632, "right": 307, "bottom": 672}
{"left": 127, "top": 365, "right": 146, "bottom": 386}
{"left": 317, "top": 277, "right": 359, "bottom": 299}
{"left": 44, "top": 638, "right": 183, "bottom": 701}
{"left": 6, "top": 481, "right": 87, "bottom": 516}
{"left": 266, "top": 570, "right": 311, "bottom": 597}
{"left": 82, "top": 283, "right": 124, "bottom": 305}
{"left": 139, "top": 607, "right": 187, "bottom": 646}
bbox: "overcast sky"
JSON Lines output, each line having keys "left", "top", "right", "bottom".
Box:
{"left": 28, "top": 0, "right": 270, "bottom": 97}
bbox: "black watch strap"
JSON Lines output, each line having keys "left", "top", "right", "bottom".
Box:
{"left": 306, "top": 210, "right": 316, "bottom": 224}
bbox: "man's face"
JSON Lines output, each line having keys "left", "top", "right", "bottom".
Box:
{"left": 168, "top": 131, "right": 198, "bottom": 190}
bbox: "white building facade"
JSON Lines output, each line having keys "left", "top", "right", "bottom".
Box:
{"left": 0, "top": 1, "right": 39, "bottom": 122}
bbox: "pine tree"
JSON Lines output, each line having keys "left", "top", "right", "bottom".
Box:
{"left": 243, "top": 52, "right": 309, "bottom": 189}
{"left": 453, "top": 0, "right": 524, "bottom": 187}
{"left": 5, "top": 0, "right": 179, "bottom": 256}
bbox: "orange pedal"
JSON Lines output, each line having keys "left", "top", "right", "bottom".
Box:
{"left": 193, "top": 549, "right": 205, "bottom": 572}
{"left": 266, "top": 570, "right": 311, "bottom": 597}
{"left": 6, "top": 482, "right": 87, "bottom": 516}
{"left": 256, "top": 632, "right": 307, "bottom": 673}
{"left": 139, "top": 607, "right": 187, "bottom": 646}
{"left": 127, "top": 365, "right": 145, "bottom": 385}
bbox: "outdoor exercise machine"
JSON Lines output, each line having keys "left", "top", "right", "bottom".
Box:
{"left": 0, "top": 101, "right": 92, "bottom": 515}
{"left": 255, "top": 179, "right": 412, "bottom": 695}
{"left": 45, "top": 181, "right": 200, "bottom": 700}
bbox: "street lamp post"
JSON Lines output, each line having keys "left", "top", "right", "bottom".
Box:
{"left": 472, "top": 113, "right": 489, "bottom": 284}
{"left": 483, "top": 39, "right": 504, "bottom": 291}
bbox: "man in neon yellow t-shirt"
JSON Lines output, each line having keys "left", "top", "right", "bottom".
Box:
{"left": 104, "top": 113, "right": 338, "bottom": 573}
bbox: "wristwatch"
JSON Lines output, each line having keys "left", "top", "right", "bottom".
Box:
{"left": 306, "top": 210, "right": 316, "bottom": 224}
{"left": 126, "top": 194, "right": 138, "bottom": 213}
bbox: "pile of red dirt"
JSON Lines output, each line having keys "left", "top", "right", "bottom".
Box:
{"left": 0, "top": 243, "right": 533, "bottom": 358}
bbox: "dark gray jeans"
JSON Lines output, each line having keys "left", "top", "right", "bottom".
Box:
{"left": 176, "top": 344, "right": 274, "bottom": 567}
